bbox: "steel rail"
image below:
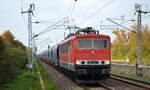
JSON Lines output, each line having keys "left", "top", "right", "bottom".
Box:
{"left": 99, "top": 83, "right": 116, "bottom": 90}
{"left": 112, "top": 64, "right": 150, "bottom": 69}
{"left": 110, "top": 74, "right": 150, "bottom": 89}
{"left": 40, "top": 60, "right": 90, "bottom": 90}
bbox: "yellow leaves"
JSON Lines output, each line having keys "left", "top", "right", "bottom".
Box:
{"left": 2, "top": 30, "right": 15, "bottom": 47}
{"left": 1, "top": 30, "right": 26, "bottom": 50}
{"left": 112, "top": 25, "right": 150, "bottom": 64}
{"left": 112, "top": 29, "right": 129, "bottom": 60}
{"left": 2, "top": 30, "right": 14, "bottom": 41}
{"left": 141, "top": 25, "right": 150, "bottom": 59}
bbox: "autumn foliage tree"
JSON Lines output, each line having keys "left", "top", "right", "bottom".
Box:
{"left": 1, "top": 30, "right": 26, "bottom": 50}
{"left": 141, "top": 25, "right": 150, "bottom": 65}
{"left": 2, "top": 30, "right": 14, "bottom": 47}
{"left": 112, "top": 24, "right": 150, "bottom": 65}
{"left": 0, "top": 30, "right": 27, "bottom": 86}
{"left": 112, "top": 29, "right": 129, "bottom": 60}
{"left": 0, "top": 36, "right": 5, "bottom": 52}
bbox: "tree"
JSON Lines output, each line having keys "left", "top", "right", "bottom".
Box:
{"left": 112, "top": 29, "right": 129, "bottom": 60}
{"left": 13, "top": 40, "right": 26, "bottom": 51}
{"left": 1, "top": 30, "right": 26, "bottom": 51}
{"left": 112, "top": 24, "right": 150, "bottom": 65}
{"left": 141, "top": 25, "right": 150, "bottom": 65}
{"left": 128, "top": 31, "right": 136, "bottom": 64}
{"left": 2, "top": 30, "right": 15, "bottom": 47}
{"left": 0, "top": 35, "right": 5, "bottom": 52}
{"left": 0, "top": 30, "right": 28, "bottom": 87}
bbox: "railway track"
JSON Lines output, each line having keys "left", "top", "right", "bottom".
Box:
{"left": 78, "top": 83, "right": 116, "bottom": 90}
{"left": 98, "top": 83, "right": 116, "bottom": 90}
{"left": 40, "top": 60, "right": 150, "bottom": 90}
{"left": 39, "top": 60, "right": 84, "bottom": 90}
{"left": 110, "top": 74, "right": 150, "bottom": 90}
{"left": 39, "top": 60, "right": 116, "bottom": 90}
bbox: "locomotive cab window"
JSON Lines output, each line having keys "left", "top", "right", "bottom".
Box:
{"left": 77, "top": 39, "right": 92, "bottom": 49}
{"left": 77, "top": 39, "right": 108, "bottom": 49}
{"left": 59, "top": 42, "right": 68, "bottom": 53}
{"left": 93, "top": 39, "right": 108, "bottom": 49}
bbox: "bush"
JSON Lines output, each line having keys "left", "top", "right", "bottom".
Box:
{"left": 0, "top": 30, "right": 28, "bottom": 88}
{"left": 0, "top": 47, "right": 28, "bottom": 86}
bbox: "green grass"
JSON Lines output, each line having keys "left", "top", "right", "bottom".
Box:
{"left": 3, "top": 70, "right": 41, "bottom": 90}
{"left": 3, "top": 62, "right": 57, "bottom": 90}
{"left": 111, "top": 67, "right": 150, "bottom": 83}
{"left": 38, "top": 62, "right": 58, "bottom": 90}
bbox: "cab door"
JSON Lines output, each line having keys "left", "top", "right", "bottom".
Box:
{"left": 68, "top": 40, "right": 74, "bottom": 71}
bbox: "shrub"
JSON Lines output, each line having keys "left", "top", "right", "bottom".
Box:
{"left": 0, "top": 47, "right": 28, "bottom": 86}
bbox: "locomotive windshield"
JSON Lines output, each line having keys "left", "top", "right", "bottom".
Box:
{"left": 77, "top": 39, "right": 92, "bottom": 49}
{"left": 77, "top": 39, "right": 108, "bottom": 49}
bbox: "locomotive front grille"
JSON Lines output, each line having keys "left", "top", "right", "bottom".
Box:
{"left": 76, "top": 60, "right": 110, "bottom": 65}
{"left": 87, "top": 61, "right": 99, "bottom": 64}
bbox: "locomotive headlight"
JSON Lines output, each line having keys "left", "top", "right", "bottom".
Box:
{"left": 76, "top": 61, "right": 81, "bottom": 65}
{"left": 105, "top": 60, "right": 110, "bottom": 64}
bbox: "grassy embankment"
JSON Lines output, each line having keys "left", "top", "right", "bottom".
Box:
{"left": 38, "top": 62, "right": 58, "bottom": 90}
{"left": 0, "top": 30, "right": 57, "bottom": 90}
{"left": 111, "top": 66, "right": 150, "bottom": 83}
{"left": 3, "top": 62, "right": 57, "bottom": 90}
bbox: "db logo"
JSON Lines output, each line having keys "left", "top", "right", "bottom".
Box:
{"left": 91, "top": 51, "right": 95, "bottom": 54}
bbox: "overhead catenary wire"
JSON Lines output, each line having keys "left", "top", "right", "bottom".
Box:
{"left": 36, "top": 19, "right": 65, "bottom": 34}
{"left": 78, "top": 0, "right": 115, "bottom": 25}
{"left": 21, "top": 0, "right": 23, "bottom": 11}
{"left": 93, "top": 19, "right": 105, "bottom": 29}
{"left": 36, "top": 37, "right": 51, "bottom": 46}
{"left": 70, "top": 0, "right": 77, "bottom": 18}
{"left": 107, "top": 18, "right": 136, "bottom": 33}
{"left": 66, "top": 0, "right": 77, "bottom": 28}
{"left": 67, "top": 0, "right": 74, "bottom": 17}
{"left": 32, "top": 17, "right": 68, "bottom": 25}
{"left": 93, "top": 5, "right": 136, "bottom": 30}
{"left": 34, "top": 18, "right": 68, "bottom": 37}
{"left": 93, "top": 16, "right": 125, "bottom": 29}
{"left": 66, "top": 0, "right": 78, "bottom": 35}
{"left": 33, "top": 16, "right": 67, "bottom": 22}
{"left": 77, "top": 0, "right": 103, "bottom": 18}
{"left": 38, "top": 22, "right": 67, "bottom": 36}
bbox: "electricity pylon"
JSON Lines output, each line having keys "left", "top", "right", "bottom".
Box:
{"left": 135, "top": 4, "right": 150, "bottom": 76}
{"left": 21, "top": 4, "right": 35, "bottom": 71}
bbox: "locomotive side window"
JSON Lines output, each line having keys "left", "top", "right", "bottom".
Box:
{"left": 59, "top": 42, "right": 68, "bottom": 53}
{"left": 71, "top": 40, "right": 74, "bottom": 48}
{"left": 93, "top": 39, "right": 108, "bottom": 49}
{"left": 77, "top": 39, "right": 92, "bottom": 49}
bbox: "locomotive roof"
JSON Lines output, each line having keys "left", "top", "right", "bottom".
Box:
{"left": 60, "top": 27, "right": 110, "bottom": 44}
{"left": 59, "top": 33, "right": 110, "bottom": 44}
{"left": 39, "top": 27, "right": 110, "bottom": 54}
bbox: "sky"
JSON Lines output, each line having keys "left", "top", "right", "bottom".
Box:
{"left": 0, "top": 0, "right": 150, "bottom": 52}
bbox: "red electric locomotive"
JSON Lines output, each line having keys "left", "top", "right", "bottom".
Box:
{"left": 58, "top": 27, "right": 111, "bottom": 83}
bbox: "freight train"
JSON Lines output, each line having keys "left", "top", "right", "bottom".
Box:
{"left": 39, "top": 27, "right": 111, "bottom": 83}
